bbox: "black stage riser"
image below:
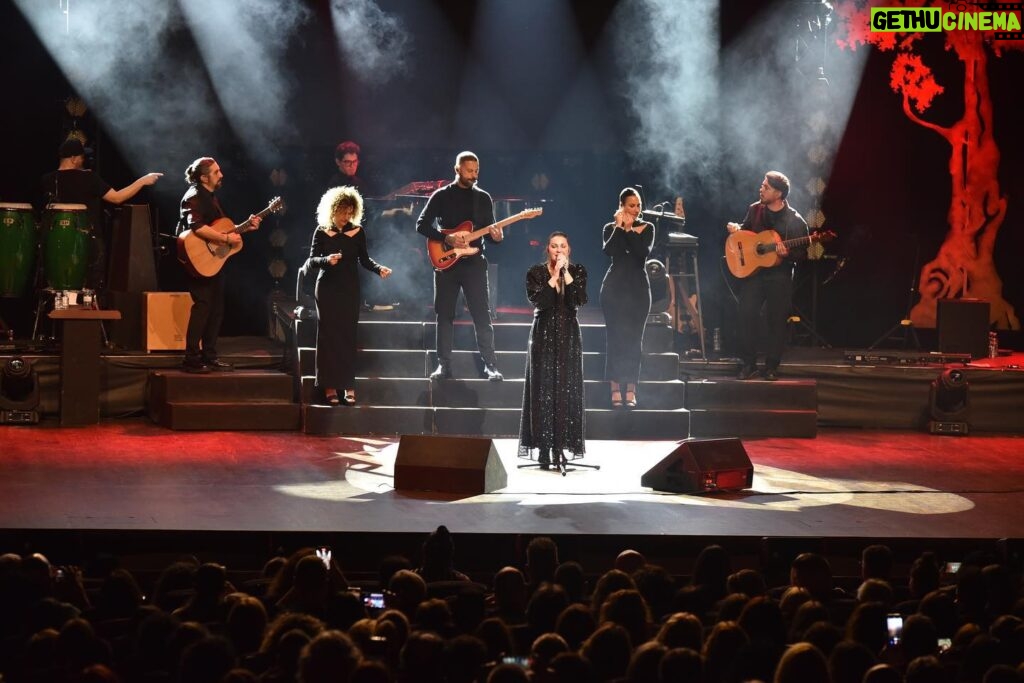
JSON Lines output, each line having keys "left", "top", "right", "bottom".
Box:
{"left": 686, "top": 379, "right": 818, "bottom": 410}
{"left": 156, "top": 402, "right": 301, "bottom": 431}
{"left": 147, "top": 370, "right": 300, "bottom": 431}
{"left": 299, "top": 376, "right": 688, "bottom": 410}
{"left": 688, "top": 408, "right": 817, "bottom": 438}
{"left": 303, "top": 405, "right": 691, "bottom": 439}
{"left": 149, "top": 371, "right": 295, "bottom": 403}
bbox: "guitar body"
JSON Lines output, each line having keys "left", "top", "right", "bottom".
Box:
{"left": 428, "top": 221, "right": 480, "bottom": 271}
{"left": 426, "top": 208, "right": 544, "bottom": 271}
{"left": 176, "top": 196, "right": 283, "bottom": 278}
{"left": 725, "top": 229, "right": 783, "bottom": 279}
{"left": 177, "top": 217, "right": 245, "bottom": 278}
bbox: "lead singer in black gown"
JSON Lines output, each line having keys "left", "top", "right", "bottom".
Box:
{"left": 601, "top": 187, "right": 654, "bottom": 409}
{"left": 518, "top": 231, "right": 588, "bottom": 469}
{"left": 306, "top": 186, "right": 392, "bottom": 406}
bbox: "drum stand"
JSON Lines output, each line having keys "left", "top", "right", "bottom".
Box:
{"left": 518, "top": 449, "right": 600, "bottom": 477}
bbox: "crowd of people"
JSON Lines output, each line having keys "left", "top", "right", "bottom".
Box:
{"left": 1, "top": 531, "right": 1021, "bottom": 683}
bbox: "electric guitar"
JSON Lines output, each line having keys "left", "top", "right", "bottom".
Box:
{"left": 427, "top": 208, "right": 543, "bottom": 271}
{"left": 177, "top": 197, "right": 284, "bottom": 277}
{"left": 725, "top": 228, "right": 836, "bottom": 278}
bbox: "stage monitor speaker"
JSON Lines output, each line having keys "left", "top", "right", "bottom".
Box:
{"left": 142, "top": 292, "right": 191, "bottom": 351}
{"left": 641, "top": 438, "right": 752, "bottom": 493}
{"left": 937, "top": 299, "right": 989, "bottom": 359}
{"left": 394, "top": 435, "right": 507, "bottom": 495}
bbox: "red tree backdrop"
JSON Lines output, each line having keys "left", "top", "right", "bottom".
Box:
{"left": 834, "top": 0, "right": 1021, "bottom": 330}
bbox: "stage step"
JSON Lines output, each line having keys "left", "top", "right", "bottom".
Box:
{"left": 297, "top": 348, "right": 680, "bottom": 381}
{"left": 295, "top": 318, "right": 675, "bottom": 353}
{"left": 302, "top": 405, "right": 690, "bottom": 438}
{"left": 684, "top": 379, "right": 818, "bottom": 438}
{"left": 147, "top": 371, "right": 301, "bottom": 431}
{"left": 157, "top": 401, "right": 301, "bottom": 431}
{"left": 298, "top": 377, "right": 687, "bottom": 410}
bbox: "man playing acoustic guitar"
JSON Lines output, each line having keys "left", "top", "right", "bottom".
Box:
{"left": 416, "top": 151, "right": 504, "bottom": 382}
{"left": 177, "top": 157, "right": 261, "bottom": 373}
{"left": 726, "top": 171, "right": 808, "bottom": 381}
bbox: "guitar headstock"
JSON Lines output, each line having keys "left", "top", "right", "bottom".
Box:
{"left": 812, "top": 229, "right": 837, "bottom": 244}
{"left": 268, "top": 196, "right": 285, "bottom": 214}
{"left": 520, "top": 207, "right": 544, "bottom": 219}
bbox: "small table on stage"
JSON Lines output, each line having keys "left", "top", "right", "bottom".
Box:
{"left": 48, "top": 308, "right": 122, "bottom": 426}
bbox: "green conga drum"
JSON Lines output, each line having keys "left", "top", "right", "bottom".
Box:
{"left": 43, "top": 203, "right": 90, "bottom": 291}
{"left": 0, "top": 202, "right": 37, "bottom": 297}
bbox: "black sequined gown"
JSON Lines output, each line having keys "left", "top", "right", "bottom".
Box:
{"left": 518, "top": 263, "right": 588, "bottom": 459}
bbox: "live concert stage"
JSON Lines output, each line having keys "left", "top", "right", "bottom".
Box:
{"left": 2, "top": 0, "right": 1024, "bottom": 585}
{"left": 3, "top": 315, "right": 1023, "bottom": 559}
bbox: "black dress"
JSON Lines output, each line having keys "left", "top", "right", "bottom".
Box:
{"left": 306, "top": 225, "right": 383, "bottom": 390}
{"left": 600, "top": 221, "right": 654, "bottom": 385}
{"left": 518, "top": 263, "right": 588, "bottom": 459}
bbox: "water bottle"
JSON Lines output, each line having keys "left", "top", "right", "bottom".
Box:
{"left": 54, "top": 291, "right": 66, "bottom": 311}
{"left": 713, "top": 327, "right": 722, "bottom": 353}
{"left": 81, "top": 289, "right": 94, "bottom": 309}
{"left": 988, "top": 331, "right": 998, "bottom": 359}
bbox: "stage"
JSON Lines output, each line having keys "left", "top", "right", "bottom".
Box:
{"left": 2, "top": 420, "right": 1020, "bottom": 541}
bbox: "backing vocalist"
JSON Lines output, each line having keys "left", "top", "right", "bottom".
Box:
{"left": 518, "top": 231, "right": 588, "bottom": 470}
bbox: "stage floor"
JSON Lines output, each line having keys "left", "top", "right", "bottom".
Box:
{"left": 1, "top": 420, "right": 1021, "bottom": 540}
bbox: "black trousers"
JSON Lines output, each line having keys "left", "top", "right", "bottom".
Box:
{"left": 185, "top": 271, "right": 225, "bottom": 362}
{"left": 433, "top": 255, "right": 496, "bottom": 366}
{"left": 737, "top": 268, "right": 792, "bottom": 370}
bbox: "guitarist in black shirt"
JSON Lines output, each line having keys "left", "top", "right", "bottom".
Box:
{"left": 726, "top": 171, "right": 808, "bottom": 381}
{"left": 177, "top": 157, "right": 261, "bottom": 373}
{"left": 416, "top": 151, "right": 504, "bottom": 381}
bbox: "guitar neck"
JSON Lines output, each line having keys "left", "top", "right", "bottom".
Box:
{"left": 766, "top": 233, "right": 817, "bottom": 253}
{"left": 463, "top": 213, "right": 528, "bottom": 240}
{"left": 235, "top": 203, "right": 277, "bottom": 233}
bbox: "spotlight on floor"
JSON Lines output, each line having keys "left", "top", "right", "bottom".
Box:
{"left": 0, "top": 357, "right": 40, "bottom": 424}
{"left": 928, "top": 368, "right": 969, "bottom": 435}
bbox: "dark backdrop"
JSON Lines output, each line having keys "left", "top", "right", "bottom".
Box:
{"left": 1, "top": 0, "right": 1021, "bottom": 349}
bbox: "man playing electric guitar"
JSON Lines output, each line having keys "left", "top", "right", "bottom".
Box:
{"left": 725, "top": 171, "right": 808, "bottom": 381}
{"left": 177, "top": 157, "right": 262, "bottom": 373}
{"left": 415, "top": 151, "right": 504, "bottom": 381}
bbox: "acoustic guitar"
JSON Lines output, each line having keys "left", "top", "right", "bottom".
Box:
{"left": 177, "top": 197, "right": 283, "bottom": 277}
{"left": 427, "top": 208, "right": 543, "bottom": 271}
{"left": 725, "top": 228, "right": 836, "bottom": 278}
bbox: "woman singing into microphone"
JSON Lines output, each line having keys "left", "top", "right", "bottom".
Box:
{"left": 518, "top": 231, "right": 588, "bottom": 470}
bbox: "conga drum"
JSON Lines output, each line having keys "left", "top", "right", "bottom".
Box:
{"left": 43, "top": 203, "right": 90, "bottom": 291}
{"left": 0, "top": 202, "right": 37, "bottom": 297}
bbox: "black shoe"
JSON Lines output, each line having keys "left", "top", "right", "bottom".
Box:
{"left": 763, "top": 368, "right": 778, "bottom": 381}
{"left": 181, "top": 359, "right": 211, "bottom": 374}
{"left": 538, "top": 449, "right": 551, "bottom": 470}
{"left": 483, "top": 364, "right": 503, "bottom": 382}
{"left": 430, "top": 364, "right": 452, "bottom": 381}
{"left": 737, "top": 365, "right": 759, "bottom": 380}
{"left": 204, "top": 359, "right": 234, "bottom": 371}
